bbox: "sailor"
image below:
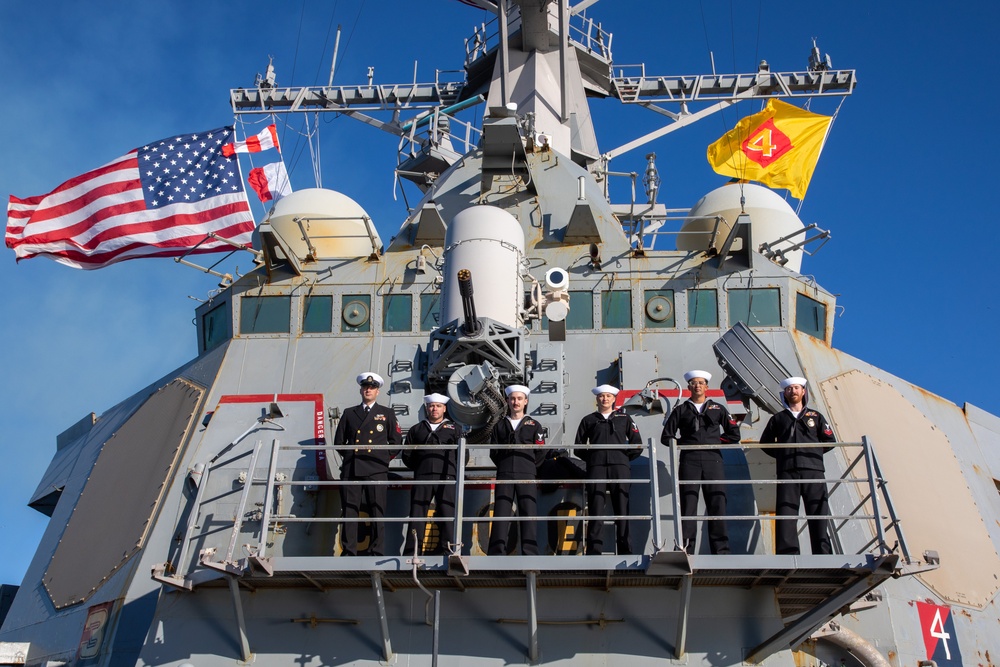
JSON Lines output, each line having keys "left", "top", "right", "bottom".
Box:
{"left": 660, "top": 370, "right": 740, "bottom": 555}
{"left": 488, "top": 384, "right": 547, "bottom": 555}
{"left": 761, "top": 376, "right": 836, "bottom": 555}
{"left": 402, "top": 393, "right": 461, "bottom": 556}
{"left": 333, "top": 372, "right": 401, "bottom": 557}
{"left": 574, "top": 384, "right": 643, "bottom": 555}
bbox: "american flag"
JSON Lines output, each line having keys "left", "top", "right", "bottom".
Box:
{"left": 6, "top": 126, "right": 256, "bottom": 269}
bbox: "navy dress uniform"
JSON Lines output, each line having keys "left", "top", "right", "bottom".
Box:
{"left": 334, "top": 372, "right": 401, "bottom": 556}
{"left": 574, "top": 384, "right": 643, "bottom": 555}
{"left": 403, "top": 393, "right": 462, "bottom": 556}
{"left": 661, "top": 370, "right": 740, "bottom": 555}
{"left": 489, "top": 385, "right": 547, "bottom": 555}
{"left": 761, "top": 376, "right": 836, "bottom": 555}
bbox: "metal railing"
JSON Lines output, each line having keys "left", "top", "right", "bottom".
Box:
{"left": 171, "top": 440, "right": 660, "bottom": 574}
{"left": 168, "top": 434, "right": 907, "bottom": 578}
{"left": 666, "top": 436, "right": 910, "bottom": 561}
{"left": 464, "top": 8, "right": 613, "bottom": 68}
{"left": 267, "top": 440, "right": 656, "bottom": 559}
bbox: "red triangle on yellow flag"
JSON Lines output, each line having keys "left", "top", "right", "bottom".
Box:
{"left": 706, "top": 99, "right": 832, "bottom": 199}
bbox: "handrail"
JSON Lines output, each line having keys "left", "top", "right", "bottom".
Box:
{"left": 667, "top": 438, "right": 909, "bottom": 560}
{"left": 168, "top": 434, "right": 908, "bottom": 576}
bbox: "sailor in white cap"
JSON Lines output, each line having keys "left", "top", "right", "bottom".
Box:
{"left": 402, "top": 393, "right": 462, "bottom": 556}
{"left": 574, "top": 384, "right": 643, "bottom": 555}
{"left": 761, "top": 376, "right": 836, "bottom": 555}
{"left": 660, "top": 370, "right": 740, "bottom": 554}
{"left": 333, "top": 371, "right": 401, "bottom": 556}
{"left": 488, "top": 384, "right": 547, "bottom": 555}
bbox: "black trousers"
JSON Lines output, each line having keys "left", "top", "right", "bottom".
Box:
{"left": 489, "top": 476, "right": 538, "bottom": 555}
{"left": 678, "top": 451, "right": 730, "bottom": 554}
{"left": 340, "top": 472, "right": 388, "bottom": 556}
{"left": 774, "top": 468, "right": 831, "bottom": 554}
{"left": 404, "top": 476, "right": 457, "bottom": 555}
{"left": 585, "top": 463, "right": 632, "bottom": 555}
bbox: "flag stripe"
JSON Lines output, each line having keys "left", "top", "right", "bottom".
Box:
{"left": 6, "top": 125, "right": 255, "bottom": 269}
{"left": 8, "top": 176, "right": 145, "bottom": 236}
{"left": 248, "top": 161, "right": 292, "bottom": 203}
{"left": 10, "top": 184, "right": 239, "bottom": 247}
{"left": 14, "top": 212, "right": 255, "bottom": 268}
{"left": 15, "top": 223, "right": 254, "bottom": 264}
{"left": 7, "top": 153, "right": 136, "bottom": 210}
{"left": 11, "top": 198, "right": 252, "bottom": 254}
{"left": 221, "top": 124, "right": 280, "bottom": 157}
{"left": 6, "top": 155, "right": 138, "bottom": 231}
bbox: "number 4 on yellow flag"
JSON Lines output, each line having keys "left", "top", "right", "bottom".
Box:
{"left": 706, "top": 99, "right": 831, "bottom": 199}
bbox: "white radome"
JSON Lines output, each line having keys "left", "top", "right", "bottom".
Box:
{"left": 267, "top": 188, "right": 382, "bottom": 260}
{"left": 679, "top": 183, "right": 806, "bottom": 272}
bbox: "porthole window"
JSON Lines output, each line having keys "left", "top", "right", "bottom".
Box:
{"left": 643, "top": 289, "right": 675, "bottom": 328}
{"left": 341, "top": 295, "right": 371, "bottom": 333}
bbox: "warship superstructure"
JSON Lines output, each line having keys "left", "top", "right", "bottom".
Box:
{"left": 2, "top": 1, "right": 998, "bottom": 666}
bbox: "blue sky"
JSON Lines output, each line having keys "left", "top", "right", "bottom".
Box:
{"left": 2, "top": 0, "right": 998, "bottom": 587}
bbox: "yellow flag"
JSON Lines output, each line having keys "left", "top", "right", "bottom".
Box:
{"left": 706, "top": 99, "right": 832, "bottom": 199}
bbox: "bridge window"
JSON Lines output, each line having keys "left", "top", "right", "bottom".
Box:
{"left": 341, "top": 295, "right": 372, "bottom": 333}
{"left": 543, "top": 291, "right": 593, "bottom": 330}
{"left": 601, "top": 290, "right": 632, "bottom": 328}
{"left": 302, "top": 295, "right": 333, "bottom": 333}
{"left": 420, "top": 294, "right": 440, "bottom": 331}
{"left": 643, "top": 289, "right": 675, "bottom": 328}
{"left": 201, "top": 302, "right": 230, "bottom": 351}
{"left": 382, "top": 293, "right": 413, "bottom": 332}
{"left": 795, "top": 292, "right": 827, "bottom": 339}
{"left": 688, "top": 289, "right": 718, "bottom": 327}
{"left": 240, "top": 296, "right": 291, "bottom": 334}
{"left": 729, "top": 288, "right": 781, "bottom": 327}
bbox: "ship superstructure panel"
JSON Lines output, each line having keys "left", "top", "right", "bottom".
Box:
{"left": 3, "top": 2, "right": 999, "bottom": 667}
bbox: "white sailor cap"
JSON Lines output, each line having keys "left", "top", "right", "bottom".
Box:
{"left": 780, "top": 376, "right": 808, "bottom": 389}
{"left": 423, "top": 393, "right": 449, "bottom": 405}
{"left": 504, "top": 384, "right": 530, "bottom": 397}
{"left": 357, "top": 372, "right": 384, "bottom": 388}
{"left": 683, "top": 370, "right": 712, "bottom": 383}
{"left": 592, "top": 384, "right": 620, "bottom": 396}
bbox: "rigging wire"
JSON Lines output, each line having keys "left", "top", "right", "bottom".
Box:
{"left": 311, "top": 1, "right": 341, "bottom": 86}
{"left": 306, "top": 0, "right": 368, "bottom": 187}
{"left": 794, "top": 94, "right": 846, "bottom": 217}
{"left": 233, "top": 115, "right": 281, "bottom": 219}
{"left": 703, "top": 0, "right": 781, "bottom": 210}
{"left": 274, "top": 0, "right": 309, "bottom": 179}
